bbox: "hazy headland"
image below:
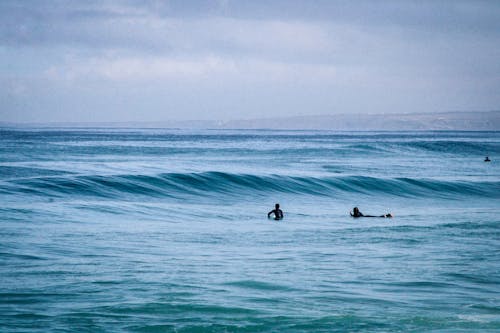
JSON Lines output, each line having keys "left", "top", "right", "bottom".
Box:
{"left": 3, "top": 110, "right": 499, "bottom": 131}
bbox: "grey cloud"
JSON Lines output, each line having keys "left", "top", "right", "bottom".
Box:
{"left": 3, "top": 1, "right": 500, "bottom": 48}
{"left": 1, "top": 0, "right": 499, "bottom": 122}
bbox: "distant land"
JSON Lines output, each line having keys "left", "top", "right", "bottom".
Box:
{"left": 2, "top": 111, "right": 500, "bottom": 130}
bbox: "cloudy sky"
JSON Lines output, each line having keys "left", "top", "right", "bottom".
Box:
{"left": 1, "top": 0, "right": 500, "bottom": 122}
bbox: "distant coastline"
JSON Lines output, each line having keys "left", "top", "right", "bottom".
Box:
{"left": 2, "top": 110, "right": 499, "bottom": 131}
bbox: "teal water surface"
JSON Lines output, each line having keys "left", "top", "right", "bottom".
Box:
{"left": 1, "top": 129, "right": 499, "bottom": 332}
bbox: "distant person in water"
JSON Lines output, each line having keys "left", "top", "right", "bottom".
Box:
{"left": 350, "top": 207, "right": 392, "bottom": 218}
{"left": 268, "top": 203, "right": 284, "bottom": 220}
{"left": 485, "top": 156, "right": 491, "bottom": 162}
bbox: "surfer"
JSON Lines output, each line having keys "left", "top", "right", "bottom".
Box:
{"left": 485, "top": 156, "right": 491, "bottom": 162}
{"left": 350, "top": 207, "right": 392, "bottom": 218}
{"left": 268, "top": 203, "right": 284, "bottom": 220}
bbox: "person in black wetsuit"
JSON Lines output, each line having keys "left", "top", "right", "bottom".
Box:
{"left": 350, "top": 207, "right": 392, "bottom": 218}
{"left": 268, "top": 203, "right": 284, "bottom": 220}
{"left": 485, "top": 156, "right": 491, "bottom": 162}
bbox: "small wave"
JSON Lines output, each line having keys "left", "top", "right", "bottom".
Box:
{"left": 0, "top": 252, "right": 47, "bottom": 261}
{"left": 0, "top": 166, "right": 75, "bottom": 180}
{"left": 400, "top": 141, "right": 500, "bottom": 155}
{"left": 444, "top": 272, "right": 499, "bottom": 286}
{"left": 222, "top": 280, "right": 296, "bottom": 291}
{"left": 346, "top": 144, "right": 388, "bottom": 153}
{"left": 4, "top": 172, "right": 499, "bottom": 200}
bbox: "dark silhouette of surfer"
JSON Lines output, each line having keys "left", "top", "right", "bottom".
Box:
{"left": 268, "top": 203, "right": 284, "bottom": 220}
{"left": 485, "top": 156, "right": 491, "bottom": 162}
{"left": 350, "top": 207, "right": 392, "bottom": 218}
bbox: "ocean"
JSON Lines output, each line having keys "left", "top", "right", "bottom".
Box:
{"left": 1, "top": 129, "right": 499, "bottom": 332}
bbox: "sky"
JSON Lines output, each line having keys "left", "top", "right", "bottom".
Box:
{"left": 1, "top": 0, "right": 500, "bottom": 123}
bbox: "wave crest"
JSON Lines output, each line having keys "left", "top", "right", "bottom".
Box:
{"left": 4, "top": 171, "right": 499, "bottom": 200}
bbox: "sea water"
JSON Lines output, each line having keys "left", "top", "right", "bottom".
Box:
{"left": 0, "top": 129, "right": 499, "bottom": 332}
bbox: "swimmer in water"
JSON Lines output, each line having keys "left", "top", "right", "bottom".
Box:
{"left": 350, "top": 207, "right": 392, "bottom": 218}
{"left": 485, "top": 156, "right": 491, "bottom": 162}
{"left": 268, "top": 203, "right": 284, "bottom": 220}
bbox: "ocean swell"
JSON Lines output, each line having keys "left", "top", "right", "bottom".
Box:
{"left": 3, "top": 171, "right": 498, "bottom": 200}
